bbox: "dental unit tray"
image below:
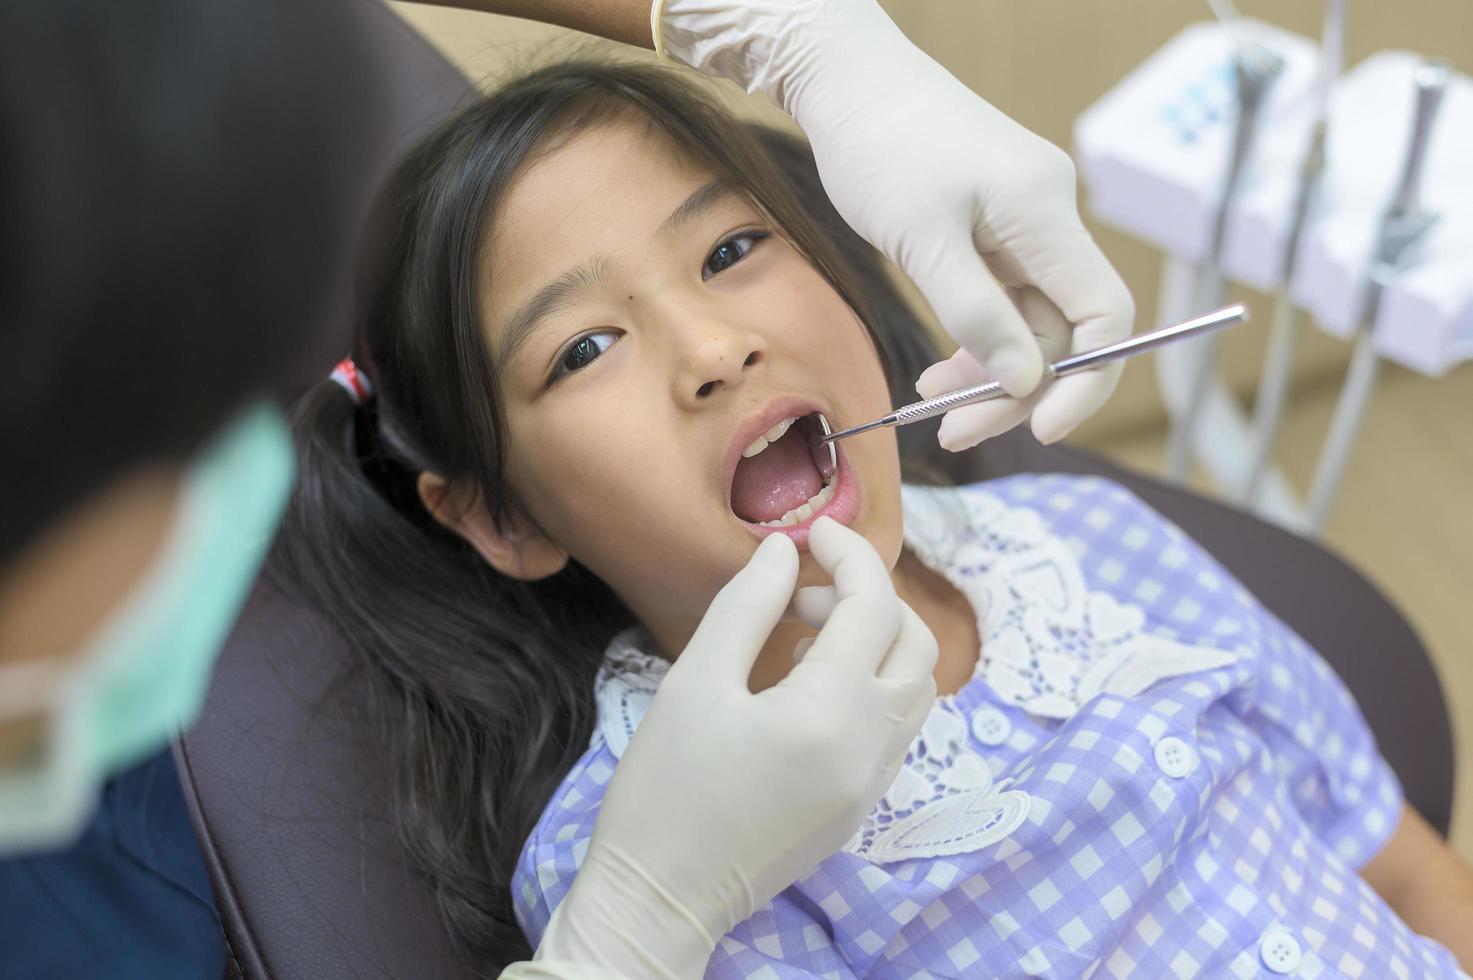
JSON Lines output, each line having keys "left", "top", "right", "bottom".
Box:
{"left": 1074, "top": 24, "right": 1473, "bottom": 377}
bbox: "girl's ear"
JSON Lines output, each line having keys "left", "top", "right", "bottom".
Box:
{"left": 417, "top": 471, "right": 569, "bottom": 581}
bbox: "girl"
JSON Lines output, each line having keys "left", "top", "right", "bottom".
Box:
{"left": 277, "top": 60, "right": 1473, "bottom": 976}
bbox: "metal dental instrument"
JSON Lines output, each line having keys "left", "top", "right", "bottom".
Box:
{"left": 1238, "top": 0, "right": 1346, "bottom": 509}
{"left": 1163, "top": 23, "right": 1285, "bottom": 484}
{"left": 1304, "top": 60, "right": 1448, "bottom": 532}
{"left": 820, "top": 304, "right": 1249, "bottom": 445}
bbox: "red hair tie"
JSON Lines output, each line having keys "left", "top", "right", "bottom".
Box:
{"left": 329, "top": 357, "right": 374, "bottom": 405}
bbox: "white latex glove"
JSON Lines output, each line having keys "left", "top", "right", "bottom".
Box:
{"left": 914, "top": 287, "right": 1073, "bottom": 449}
{"left": 516, "top": 518, "right": 938, "bottom": 980}
{"left": 657, "top": 0, "right": 1135, "bottom": 449}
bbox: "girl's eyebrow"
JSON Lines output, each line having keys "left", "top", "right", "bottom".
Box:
{"left": 498, "top": 178, "right": 735, "bottom": 370}
{"left": 498, "top": 255, "right": 612, "bottom": 369}
{"left": 657, "top": 177, "right": 733, "bottom": 239}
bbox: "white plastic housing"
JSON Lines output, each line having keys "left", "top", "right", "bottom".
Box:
{"left": 1074, "top": 22, "right": 1473, "bottom": 376}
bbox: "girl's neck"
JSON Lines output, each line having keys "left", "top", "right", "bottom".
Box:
{"left": 741, "top": 546, "right": 981, "bottom": 696}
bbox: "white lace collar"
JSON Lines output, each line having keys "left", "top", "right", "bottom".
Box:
{"left": 590, "top": 484, "right": 1239, "bottom": 863}
{"left": 900, "top": 484, "right": 1238, "bottom": 721}
{"left": 593, "top": 629, "right": 667, "bottom": 760}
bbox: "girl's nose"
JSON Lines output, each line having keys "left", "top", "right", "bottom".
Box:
{"left": 675, "top": 325, "right": 767, "bottom": 407}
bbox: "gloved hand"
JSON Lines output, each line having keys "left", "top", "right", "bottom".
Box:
{"left": 914, "top": 286, "right": 1074, "bottom": 449}
{"left": 524, "top": 518, "right": 938, "bottom": 980}
{"left": 657, "top": 0, "right": 1135, "bottom": 449}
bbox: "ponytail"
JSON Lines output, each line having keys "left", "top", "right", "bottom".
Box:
{"left": 271, "top": 381, "right": 628, "bottom": 963}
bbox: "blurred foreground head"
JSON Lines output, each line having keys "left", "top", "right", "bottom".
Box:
{"left": 0, "top": 0, "right": 386, "bottom": 562}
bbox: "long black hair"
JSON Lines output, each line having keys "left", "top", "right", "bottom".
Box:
{"left": 272, "top": 60, "right": 947, "bottom": 968}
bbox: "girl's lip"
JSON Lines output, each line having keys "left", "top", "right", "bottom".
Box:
{"left": 738, "top": 438, "right": 860, "bottom": 550}
{"left": 723, "top": 395, "right": 830, "bottom": 498}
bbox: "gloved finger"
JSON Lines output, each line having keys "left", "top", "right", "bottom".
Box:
{"left": 907, "top": 230, "right": 1045, "bottom": 399}
{"left": 884, "top": 672, "right": 936, "bottom": 766}
{"left": 798, "top": 517, "right": 901, "bottom": 673}
{"left": 917, "top": 347, "right": 1032, "bottom": 452}
{"left": 677, "top": 533, "right": 799, "bottom": 687}
{"left": 792, "top": 636, "right": 815, "bottom": 664}
{"left": 875, "top": 600, "right": 939, "bottom": 683}
{"left": 792, "top": 585, "right": 837, "bottom": 629}
{"left": 914, "top": 348, "right": 980, "bottom": 400}
{"left": 1014, "top": 286, "right": 1074, "bottom": 361}
{"left": 1031, "top": 361, "right": 1123, "bottom": 445}
{"left": 1008, "top": 224, "right": 1134, "bottom": 443}
{"left": 1029, "top": 299, "right": 1124, "bottom": 444}
{"left": 935, "top": 396, "right": 1032, "bottom": 453}
{"left": 798, "top": 591, "right": 941, "bottom": 685}
{"left": 934, "top": 287, "right": 1077, "bottom": 451}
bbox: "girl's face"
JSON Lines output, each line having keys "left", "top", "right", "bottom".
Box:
{"left": 470, "top": 116, "right": 901, "bottom": 640}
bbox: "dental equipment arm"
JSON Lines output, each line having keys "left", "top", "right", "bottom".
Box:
{"left": 1163, "top": 27, "right": 1284, "bottom": 484}
{"left": 502, "top": 519, "right": 938, "bottom": 980}
{"left": 1303, "top": 60, "right": 1448, "bottom": 532}
{"left": 1239, "top": 0, "right": 1345, "bottom": 509}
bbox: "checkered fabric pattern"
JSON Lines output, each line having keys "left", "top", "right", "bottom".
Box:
{"left": 512, "top": 475, "right": 1462, "bottom": 978}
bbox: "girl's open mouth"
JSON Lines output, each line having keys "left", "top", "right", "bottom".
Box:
{"left": 728, "top": 408, "right": 859, "bottom": 540}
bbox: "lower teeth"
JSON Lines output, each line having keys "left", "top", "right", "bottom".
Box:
{"left": 758, "top": 480, "right": 836, "bottom": 527}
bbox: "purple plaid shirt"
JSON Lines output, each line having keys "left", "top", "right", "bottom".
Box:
{"left": 513, "top": 475, "right": 1462, "bottom": 978}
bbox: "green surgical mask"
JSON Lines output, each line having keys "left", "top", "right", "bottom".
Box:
{"left": 0, "top": 403, "right": 294, "bottom": 852}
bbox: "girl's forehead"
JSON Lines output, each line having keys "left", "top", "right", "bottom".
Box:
{"left": 484, "top": 117, "right": 731, "bottom": 323}
{"left": 496, "top": 116, "right": 715, "bottom": 240}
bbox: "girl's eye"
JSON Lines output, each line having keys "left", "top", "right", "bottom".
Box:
{"left": 553, "top": 331, "right": 618, "bottom": 381}
{"left": 702, "top": 231, "right": 768, "bottom": 280}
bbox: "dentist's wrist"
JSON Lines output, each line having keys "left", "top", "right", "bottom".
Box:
{"left": 655, "top": 0, "right": 914, "bottom": 118}
{"left": 536, "top": 842, "right": 717, "bottom": 980}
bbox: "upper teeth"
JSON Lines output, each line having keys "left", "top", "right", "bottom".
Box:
{"left": 742, "top": 416, "right": 797, "bottom": 458}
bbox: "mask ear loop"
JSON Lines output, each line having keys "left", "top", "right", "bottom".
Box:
{"left": 329, "top": 357, "right": 375, "bottom": 405}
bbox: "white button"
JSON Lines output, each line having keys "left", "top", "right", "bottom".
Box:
{"left": 970, "top": 706, "right": 1012, "bottom": 746}
{"left": 1153, "top": 736, "right": 1196, "bottom": 778}
{"left": 1258, "top": 930, "right": 1302, "bottom": 974}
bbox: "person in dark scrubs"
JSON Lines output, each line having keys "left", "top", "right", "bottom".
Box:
{"left": 0, "top": 3, "right": 372, "bottom": 974}
{"left": 0, "top": 752, "right": 223, "bottom": 979}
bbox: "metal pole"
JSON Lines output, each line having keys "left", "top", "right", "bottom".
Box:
{"left": 1164, "top": 37, "right": 1284, "bottom": 483}
{"left": 1303, "top": 61, "right": 1448, "bottom": 531}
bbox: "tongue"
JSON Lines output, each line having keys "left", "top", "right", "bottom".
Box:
{"left": 731, "top": 429, "right": 824, "bottom": 523}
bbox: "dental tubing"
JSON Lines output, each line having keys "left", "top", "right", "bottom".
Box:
{"left": 1304, "top": 61, "right": 1449, "bottom": 531}
{"left": 1239, "top": 0, "right": 1345, "bottom": 508}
